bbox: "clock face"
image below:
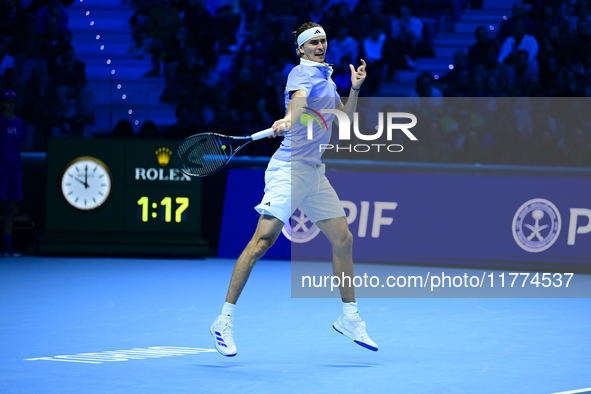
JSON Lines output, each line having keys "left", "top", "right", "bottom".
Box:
{"left": 60, "top": 157, "right": 113, "bottom": 210}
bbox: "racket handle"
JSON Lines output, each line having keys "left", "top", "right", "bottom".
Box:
{"left": 251, "top": 123, "right": 288, "bottom": 141}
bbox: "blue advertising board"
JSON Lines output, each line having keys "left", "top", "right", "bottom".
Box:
{"left": 218, "top": 164, "right": 591, "bottom": 270}
{"left": 217, "top": 168, "right": 291, "bottom": 259}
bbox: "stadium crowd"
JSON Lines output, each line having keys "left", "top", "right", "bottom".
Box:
{"left": 0, "top": 0, "right": 91, "bottom": 150}
{"left": 126, "top": 0, "right": 590, "bottom": 166}
{"left": 1, "top": 0, "right": 590, "bottom": 166}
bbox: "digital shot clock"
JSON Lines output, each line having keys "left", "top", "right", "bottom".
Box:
{"left": 137, "top": 196, "right": 189, "bottom": 222}
{"left": 43, "top": 139, "right": 207, "bottom": 256}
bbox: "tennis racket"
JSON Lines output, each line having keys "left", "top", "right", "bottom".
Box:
{"left": 174, "top": 123, "right": 287, "bottom": 177}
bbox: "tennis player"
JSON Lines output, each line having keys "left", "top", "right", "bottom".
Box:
{"left": 211, "top": 22, "right": 377, "bottom": 356}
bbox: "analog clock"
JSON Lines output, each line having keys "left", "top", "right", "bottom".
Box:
{"left": 60, "top": 156, "right": 113, "bottom": 210}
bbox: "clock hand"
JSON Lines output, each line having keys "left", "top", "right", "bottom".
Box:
{"left": 74, "top": 177, "right": 87, "bottom": 186}
{"left": 84, "top": 165, "right": 89, "bottom": 189}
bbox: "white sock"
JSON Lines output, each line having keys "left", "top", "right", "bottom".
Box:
{"left": 343, "top": 302, "right": 358, "bottom": 319}
{"left": 221, "top": 302, "right": 235, "bottom": 320}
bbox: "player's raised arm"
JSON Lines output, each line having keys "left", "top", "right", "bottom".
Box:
{"left": 337, "top": 59, "right": 367, "bottom": 117}
{"left": 350, "top": 58, "right": 367, "bottom": 91}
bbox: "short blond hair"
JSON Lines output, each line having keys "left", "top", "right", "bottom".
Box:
{"left": 293, "top": 22, "right": 324, "bottom": 57}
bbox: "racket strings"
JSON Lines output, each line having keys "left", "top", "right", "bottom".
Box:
{"left": 178, "top": 135, "right": 230, "bottom": 176}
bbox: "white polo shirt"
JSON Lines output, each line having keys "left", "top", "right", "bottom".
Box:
{"left": 272, "top": 58, "right": 342, "bottom": 165}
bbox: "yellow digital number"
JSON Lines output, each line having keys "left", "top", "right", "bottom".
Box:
{"left": 161, "top": 197, "right": 172, "bottom": 222}
{"left": 138, "top": 196, "right": 189, "bottom": 223}
{"left": 137, "top": 196, "right": 148, "bottom": 222}
{"left": 175, "top": 197, "right": 189, "bottom": 222}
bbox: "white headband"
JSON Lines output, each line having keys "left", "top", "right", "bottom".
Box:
{"left": 297, "top": 27, "right": 326, "bottom": 47}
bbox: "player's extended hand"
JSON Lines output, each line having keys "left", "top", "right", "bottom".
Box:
{"left": 269, "top": 120, "right": 291, "bottom": 138}
{"left": 350, "top": 59, "right": 367, "bottom": 91}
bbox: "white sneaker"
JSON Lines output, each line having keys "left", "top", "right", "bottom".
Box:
{"left": 210, "top": 315, "right": 237, "bottom": 357}
{"left": 333, "top": 313, "right": 378, "bottom": 351}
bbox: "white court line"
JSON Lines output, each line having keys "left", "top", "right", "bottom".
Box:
{"left": 551, "top": 388, "right": 591, "bottom": 394}
{"left": 25, "top": 346, "right": 217, "bottom": 363}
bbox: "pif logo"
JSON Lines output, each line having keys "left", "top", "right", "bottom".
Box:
{"left": 512, "top": 198, "right": 591, "bottom": 252}
{"left": 283, "top": 201, "right": 397, "bottom": 243}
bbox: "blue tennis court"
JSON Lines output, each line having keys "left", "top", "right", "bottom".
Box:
{"left": 1, "top": 256, "right": 590, "bottom": 393}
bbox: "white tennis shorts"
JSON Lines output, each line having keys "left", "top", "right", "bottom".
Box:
{"left": 254, "top": 158, "right": 346, "bottom": 224}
